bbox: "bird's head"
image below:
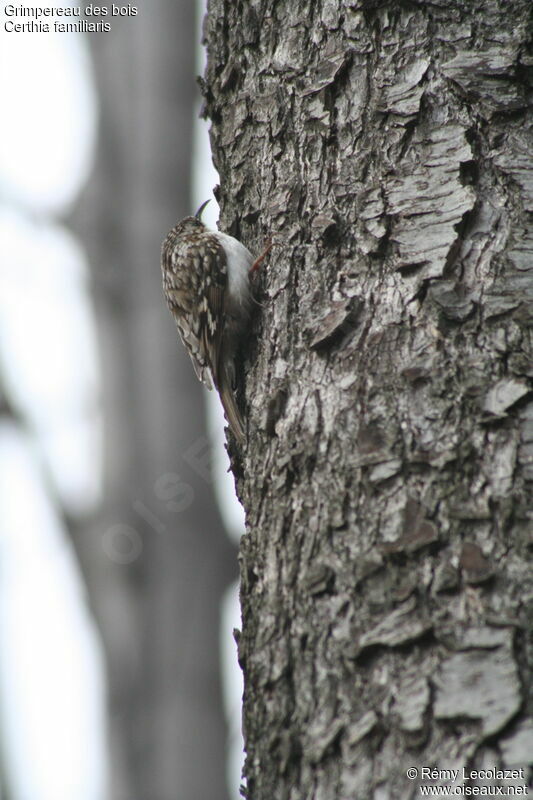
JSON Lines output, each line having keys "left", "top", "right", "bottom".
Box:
{"left": 168, "top": 199, "right": 211, "bottom": 239}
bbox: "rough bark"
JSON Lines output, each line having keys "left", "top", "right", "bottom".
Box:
{"left": 72, "top": 2, "right": 235, "bottom": 798}
{"left": 203, "top": 0, "right": 532, "bottom": 797}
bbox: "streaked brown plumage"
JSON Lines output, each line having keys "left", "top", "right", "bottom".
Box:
{"left": 161, "top": 206, "right": 253, "bottom": 443}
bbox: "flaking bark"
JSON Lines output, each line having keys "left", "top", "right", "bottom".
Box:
{"left": 204, "top": 1, "right": 532, "bottom": 797}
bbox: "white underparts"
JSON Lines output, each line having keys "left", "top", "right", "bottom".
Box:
{"left": 215, "top": 232, "right": 253, "bottom": 310}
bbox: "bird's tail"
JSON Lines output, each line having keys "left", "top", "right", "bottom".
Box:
{"left": 218, "top": 374, "right": 245, "bottom": 444}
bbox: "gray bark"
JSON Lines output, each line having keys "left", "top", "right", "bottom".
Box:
{"left": 203, "top": 0, "right": 532, "bottom": 797}
{"left": 72, "top": 2, "right": 235, "bottom": 798}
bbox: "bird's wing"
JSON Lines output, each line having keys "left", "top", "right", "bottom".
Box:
{"left": 162, "top": 231, "right": 228, "bottom": 391}
{"left": 199, "top": 281, "right": 225, "bottom": 390}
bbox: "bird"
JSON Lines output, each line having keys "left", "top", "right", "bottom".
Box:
{"left": 161, "top": 200, "right": 259, "bottom": 443}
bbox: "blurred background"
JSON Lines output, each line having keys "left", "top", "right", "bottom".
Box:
{"left": 0, "top": 1, "right": 245, "bottom": 798}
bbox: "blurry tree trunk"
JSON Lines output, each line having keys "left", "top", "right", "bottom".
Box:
{"left": 71, "top": 3, "right": 235, "bottom": 799}
{"left": 204, "top": 0, "right": 532, "bottom": 797}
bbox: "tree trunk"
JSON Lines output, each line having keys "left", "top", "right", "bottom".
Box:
{"left": 203, "top": 1, "right": 532, "bottom": 797}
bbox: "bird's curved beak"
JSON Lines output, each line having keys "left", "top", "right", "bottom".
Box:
{"left": 195, "top": 199, "right": 211, "bottom": 219}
